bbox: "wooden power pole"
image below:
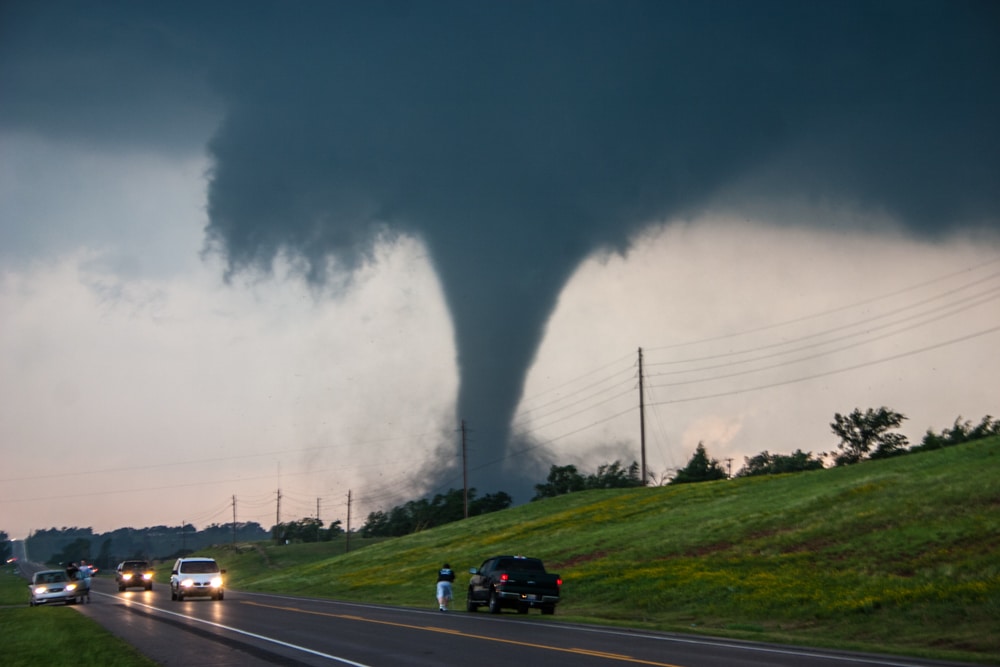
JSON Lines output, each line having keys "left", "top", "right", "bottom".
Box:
{"left": 639, "top": 347, "right": 647, "bottom": 485}
{"left": 462, "top": 420, "right": 469, "bottom": 519}
{"left": 345, "top": 489, "right": 352, "bottom": 554}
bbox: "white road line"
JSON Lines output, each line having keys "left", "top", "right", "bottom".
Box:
{"left": 92, "top": 591, "right": 372, "bottom": 667}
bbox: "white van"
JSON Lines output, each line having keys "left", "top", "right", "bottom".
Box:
{"left": 170, "top": 557, "right": 225, "bottom": 601}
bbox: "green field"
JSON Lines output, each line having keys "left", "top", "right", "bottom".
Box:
{"left": 184, "top": 438, "right": 999, "bottom": 665}
{"left": 6, "top": 438, "right": 998, "bottom": 665}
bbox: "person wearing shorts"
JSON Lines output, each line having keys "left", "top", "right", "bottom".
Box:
{"left": 436, "top": 563, "right": 455, "bottom": 611}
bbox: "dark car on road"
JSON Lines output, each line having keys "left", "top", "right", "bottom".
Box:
{"left": 116, "top": 560, "right": 154, "bottom": 591}
{"left": 467, "top": 555, "right": 561, "bottom": 615}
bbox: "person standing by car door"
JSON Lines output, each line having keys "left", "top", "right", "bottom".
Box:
{"left": 436, "top": 563, "right": 456, "bottom": 611}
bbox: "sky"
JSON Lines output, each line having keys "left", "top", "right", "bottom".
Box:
{"left": 1, "top": 1, "right": 998, "bottom": 540}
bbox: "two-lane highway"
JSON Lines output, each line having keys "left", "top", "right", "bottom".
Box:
{"left": 69, "top": 575, "right": 974, "bottom": 667}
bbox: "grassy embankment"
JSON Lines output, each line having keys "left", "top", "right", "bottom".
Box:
{"left": 4, "top": 438, "right": 995, "bottom": 665}
{"left": 0, "top": 566, "right": 156, "bottom": 667}
{"left": 185, "top": 437, "right": 999, "bottom": 665}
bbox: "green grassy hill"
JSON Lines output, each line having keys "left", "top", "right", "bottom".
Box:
{"left": 191, "top": 438, "right": 1000, "bottom": 664}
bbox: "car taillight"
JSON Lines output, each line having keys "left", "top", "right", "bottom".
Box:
{"left": 557, "top": 578, "right": 562, "bottom": 586}
{"left": 499, "top": 573, "right": 509, "bottom": 582}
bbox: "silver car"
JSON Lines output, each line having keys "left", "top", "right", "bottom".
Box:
{"left": 29, "top": 570, "right": 83, "bottom": 606}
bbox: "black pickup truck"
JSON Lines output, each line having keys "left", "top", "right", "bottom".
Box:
{"left": 466, "top": 555, "right": 561, "bottom": 615}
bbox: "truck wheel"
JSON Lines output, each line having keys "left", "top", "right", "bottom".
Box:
{"left": 541, "top": 604, "right": 555, "bottom": 615}
{"left": 488, "top": 590, "right": 501, "bottom": 614}
{"left": 466, "top": 591, "right": 478, "bottom": 612}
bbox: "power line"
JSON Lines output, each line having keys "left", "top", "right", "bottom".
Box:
{"left": 647, "top": 291, "right": 1000, "bottom": 390}
{"left": 645, "top": 256, "right": 1000, "bottom": 353}
{"left": 646, "top": 324, "right": 1000, "bottom": 407}
{"left": 646, "top": 275, "right": 1000, "bottom": 372}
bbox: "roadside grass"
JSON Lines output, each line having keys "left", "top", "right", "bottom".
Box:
{"left": 1, "top": 564, "right": 30, "bottom": 605}
{"left": 191, "top": 437, "right": 999, "bottom": 665}
{"left": 0, "top": 566, "right": 156, "bottom": 667}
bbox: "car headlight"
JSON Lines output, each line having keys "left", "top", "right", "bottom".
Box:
{"left": 66, "top": 583, "right": 76, "bottom": 591}
{"left": 122, "top": 573, "right": 132, "bottom": 580}
{"left": 211, "top": 577, "right": 223, "bottom": 588}
{"left": 142, "top": 573, "right": 153, "bottom": 580}
{"left": 34, "top": 586, "right": 47, "bottom": 594}
{"left": 180, "top": 578, "right": 194, "bottom": 588}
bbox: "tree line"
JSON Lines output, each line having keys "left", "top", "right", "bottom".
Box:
{"left": 22, "top": 522, "right": 269, "bottom": 567}
{"left": 359, "top": 488, "right": 513, "bottom": 538}
{"left": 359, "top": 410, "right": 998, "bottom": 537}
{"left": 7, "top": 411, "right": 994, "bottom": 552}
{"left": 692, "top": 409, "right": 999, "bottom": 481}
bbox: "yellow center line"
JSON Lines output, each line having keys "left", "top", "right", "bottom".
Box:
{"left": 240, "top": 600, "right": 682, "bottom": 666}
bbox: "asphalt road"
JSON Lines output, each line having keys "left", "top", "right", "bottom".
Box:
{"left": 34, "top": 574, "right": 972, "bottom": 667}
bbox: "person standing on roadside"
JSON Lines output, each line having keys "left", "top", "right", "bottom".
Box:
{"left": 436, "top": 563, "right": 456, "bottom": 611}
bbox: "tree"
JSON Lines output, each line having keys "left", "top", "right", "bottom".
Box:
{"left": 532, "top": 465, "right": 586, "bottom": 500}
{"left": 53, "top": 537, "right": 92, "bottom": 565}
{"left": 469, "top": 491, "right": 513, "bottom": 515}
{"left": 736, "top": 449, "right": 825, "bottom": 477}
{"left": 914, "top": 415, "right": 1000, "bottom": 452}
{"left": 831, "top": 407, "right": 908, "bottom": 466}
{"left": 0, "top": 531, "right": 10, "bottom": 563}
{"left": 324, "top": 519, "right": 344, "bottom": 540}
{"left": 670, "top": 442, "right": 728, "bottom": 484}
{"left": 586, "top": 460, "right": 643, "bottom": 489}
{"left": 96, "top": 538, "right": 114, "bottom": 570}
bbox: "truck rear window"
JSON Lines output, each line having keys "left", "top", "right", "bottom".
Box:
{"left": 497, "top": 558, "right": 544, "bottom": 572}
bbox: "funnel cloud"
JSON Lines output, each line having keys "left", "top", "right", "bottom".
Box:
{"left": 200, "top": 2, "right": 999, "bottom": 498}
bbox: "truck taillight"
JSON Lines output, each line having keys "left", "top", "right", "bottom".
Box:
{"left": 499, "top": 573, "right": 509, "bottom": 582}
{"left": 557, "top": 578, "right": 563, "bottom": 586}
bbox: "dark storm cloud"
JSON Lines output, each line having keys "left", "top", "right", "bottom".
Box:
{"left": 0, "top": 0, "right": 220, "bottom": 150}
{"left": 4, "top": 1, "right": 998, "bottom": 498}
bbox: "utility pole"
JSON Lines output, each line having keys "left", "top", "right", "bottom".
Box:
{"left": 231, "top": 495, "right": 237, "bottom": 547}
{"left": 316, "top": 497, "right": 321, "bottom": 522}
{"left": 461, "top": 420, "right": 469, "bottom": 519}
{"left": 276, "top": 488, "right": 282, "bottom": 528}
{"left": 345, "top": 489, "right": 352, "bottom": 554}
{"left": 638, "top": 347, "right": 647, "bottom": 486}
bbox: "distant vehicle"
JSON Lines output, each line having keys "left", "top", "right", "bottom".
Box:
{"left": 466, "top": 555, "right": 561, "bottom": 615}
{"left": 170, "top": 557, "right": 225, "bottom": 601}
{"left": 116, "top": 560, "right": 154, "bottom": 591}
{"left": 29, "top": 569, "right": 84, "bottom": 606}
